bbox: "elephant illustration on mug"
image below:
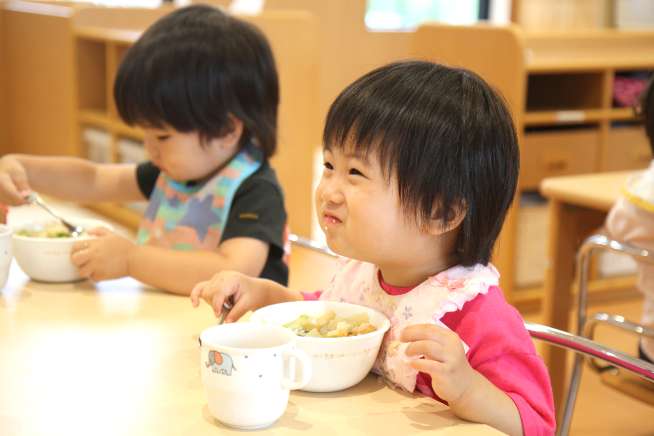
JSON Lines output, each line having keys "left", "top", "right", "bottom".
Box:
{"left": 205, "top": 350, "right": 237, "bottom": 376}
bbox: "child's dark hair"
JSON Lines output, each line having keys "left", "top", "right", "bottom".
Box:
{"left": 114, "top": 4, "right": 279, "bottom": 158}
{"left": 640, "top": 75, "right": 654, "bottom": 153}
{"left": 323, "top": 61, "right": 519, "bottom": 266}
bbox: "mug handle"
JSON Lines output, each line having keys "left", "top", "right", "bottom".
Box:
{"left": 281, "top": 348, "right": 312, "bottom": 390}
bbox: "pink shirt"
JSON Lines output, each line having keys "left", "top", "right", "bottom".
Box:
{"left": 304, "top": 267, "right": 556, "bottom": 436}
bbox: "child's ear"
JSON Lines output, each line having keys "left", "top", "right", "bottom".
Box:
{"left": 427, "top": 201, "right": 466, "bottom": 236}
{"left": 221, "top": 115, "right": 244, "bottom": 149}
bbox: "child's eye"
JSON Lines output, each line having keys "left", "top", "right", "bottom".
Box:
{"left": 156, "top": 135, "right": 171, "bottom": 141}
{"left": 323, "top": 162, "right": 334, "bottom": 170}
{"left": 349, "top": 168, "right": 365, "bottom": 177}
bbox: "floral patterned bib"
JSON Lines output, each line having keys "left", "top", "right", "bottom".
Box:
{"left": 320, "top": 259, "right": 500, "bottom": 392}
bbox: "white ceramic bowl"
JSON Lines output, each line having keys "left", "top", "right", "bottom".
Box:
{"left": 12, "top": 218, "right": 112, "bottom": 282}
{"left": 251, "top": 300, "right": 390, "bottom": 392}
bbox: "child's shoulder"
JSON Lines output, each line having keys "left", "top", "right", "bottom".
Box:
{"left": 442, "top": 285, "right": 535, "bottom": 360}
{"left": 235, "top": 161, "right": 284, "bottom": 198}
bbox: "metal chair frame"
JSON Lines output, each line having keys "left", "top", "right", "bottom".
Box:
{"left": 555, "top": 234, "right": 654, "bottom": 436}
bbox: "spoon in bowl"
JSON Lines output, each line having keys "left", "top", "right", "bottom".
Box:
{"left": 24, "top": 193, "right": 85, "bottom": 237}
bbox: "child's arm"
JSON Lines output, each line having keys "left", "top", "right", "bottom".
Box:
{"left": 190, "top": 269, "right": 303, "bottom": 321}
{"left": 0, "top": 154, "right": 143, "bottom": 204}
{"left": 70, "top": 231, "right": 291, "bottom": 297}
{"left": 402, "top": 324, "right": 523, "bottom": 436}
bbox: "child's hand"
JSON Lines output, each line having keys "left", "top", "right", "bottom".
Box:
{"left": 401, "top": 324, "right": 475, "bottom": 406}
{"left": 0, "top": 156, "right": 31, "bottom": 205}
{"left": 190, "top": 271, "right": 272, "bottom": 322}
{"left": 70, "top": 227, "right": 135, "bottom": 281}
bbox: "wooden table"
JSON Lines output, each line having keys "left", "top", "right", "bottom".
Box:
{"left": 540, "top": 170, "right": 633, "bottom": 413}
{"left": 0, "top": 265, "right": 503, "bottom": 436}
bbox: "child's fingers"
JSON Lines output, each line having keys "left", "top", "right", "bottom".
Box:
{"left": 405, "top": 339, "right": 445, "bottom": 362}
{"left": 190, "top": 281, "right": 207, "bottom": 307}
{"left": 410, "top": 357, "right": 443, "bottom": 375}
{"left": 88, "top": 227, "right": 109, "bottom": 237}
{"left": 0, "top": 174, "right": 28, "bottom": 205}
{"left": 224, "top": 295, "right": 252, "bottom": 323}
{"left": 78, "top": 262, "right": 95, "bottom": 279}
{"left": 70, "top": 246, "right": 92, "bottom": 267}
{"left": 401, "top": 324, "right": 450, "bottom": 344}
{"left": 211, "top": 292, "right": 228, "bottom": 318}
{"left": 12, "top": 172, "right": 30, "bottom": 193}
{"left": 71, "top": 239, "right": 93, "bottom": 253}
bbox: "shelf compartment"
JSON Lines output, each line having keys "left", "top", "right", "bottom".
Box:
{"left": 113, "top": 122, "right": 144, "bottom": 140}
{"left": 521, "top": 126, "right": 600, "bottom": 189}
{"left": 81, "top": 126, "right": 113, "bottom": 163}
{"left": 603, "top": 124, "right": 651, "bottom": 171}
{"left": 612, "top": 70, "right": 652, "bottom": 109}
{"left": 117, "top": 137, "right": 147, "bottom": 164}
{"left": 76, "top": 39, "right": 107, "bottom": 113}
{"left": 79, "top": 109, "right": 111, "bottom": 128}
{"left": 526, "top": 72, "right": 605, "bottom": 112}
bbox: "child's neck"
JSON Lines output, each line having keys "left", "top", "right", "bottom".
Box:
{"left": 378, "top": 254, "right": 458, "bottom": 288}
{"left": 377, "top": 231, "right": 460, "bottom": 288}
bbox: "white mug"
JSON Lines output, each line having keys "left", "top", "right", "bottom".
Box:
{"left": 199, "top": 323, "right": 311, "bottom": 430}
{"left": 0, "top": 225, "right": 12, "bottom": 289}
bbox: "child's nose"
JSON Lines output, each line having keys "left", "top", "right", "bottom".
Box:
{"left": 320, "top": 179, "right": 344, "bottom": 205}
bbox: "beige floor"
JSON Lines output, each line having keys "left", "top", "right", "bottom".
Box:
{"left": 524, "top": 298, "right": 654, "bottom": 436}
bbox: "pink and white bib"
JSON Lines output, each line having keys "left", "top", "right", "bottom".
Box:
{"left": 320, "top": 259, "right": 500, "bottom": 392}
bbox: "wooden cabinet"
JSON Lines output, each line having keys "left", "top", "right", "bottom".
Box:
{"left": 71, "top": 8, "right": 319, "bottom": 236}
{"left": 605, "top": 124, "right": 651, "bottom": 171}
{"left": 412, "top": 25, "right": 654, "bottom": 306}
{"left": 522, "top": 128, "right": 599, "bottom": 187}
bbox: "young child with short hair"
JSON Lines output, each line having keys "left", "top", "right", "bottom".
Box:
{"left": 0, "top": 4, "right": 288, "bottom": 293}
{"left": 192, "top": 61, "right": 555, "bottom": 435}
{"left": 606, "top": 75, "right": 654, "bottom": 363}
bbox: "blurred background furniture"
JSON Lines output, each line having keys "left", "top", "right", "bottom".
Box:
{"left": 2, "top": 0, "right": 653, "bottom": 311}
{"left": 540, "top": 171, "right": 633, "bottom": 411}
{"left": 413, "top": 23, "right": 654, "bottom": 309}
{"left": 555, "top": 234, "right": 654, "bottom": 434}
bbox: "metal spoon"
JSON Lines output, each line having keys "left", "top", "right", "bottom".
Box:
{"left": 24, "top": 193, "right": 84, "bottom": 237}
{"left": 216, "top": 299, "right": 234, "bottom": 325}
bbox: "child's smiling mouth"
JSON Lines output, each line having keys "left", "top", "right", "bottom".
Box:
{"left": 322, "top": 213, "right": 342, "bottom": 226}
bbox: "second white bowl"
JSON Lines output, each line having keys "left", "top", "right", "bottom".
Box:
{"left": 13, "top": 218, "right": 112, "bottom": 283}
{"left": 251, "top": 300, "right": 390, "bottom": 392}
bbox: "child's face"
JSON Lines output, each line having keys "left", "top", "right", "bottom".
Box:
{"left": 142, "top": 126, "right": 239, "bottom": 181}
{"left": 316, "top": 146, "right": 440, "bottom": 270}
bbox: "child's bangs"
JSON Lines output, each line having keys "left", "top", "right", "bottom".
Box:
{"left": 114, "top": 46, "right": 228, "bottom": 136}
{"left": 323, "top": 97, "right": 404, "bottom": 181}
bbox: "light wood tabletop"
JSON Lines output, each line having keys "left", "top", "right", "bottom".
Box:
{"left": 0, "top": 205, "right": 504, "bottom": 436}
{"left": 540, "top": 170, "right": 632, "bottom": 212}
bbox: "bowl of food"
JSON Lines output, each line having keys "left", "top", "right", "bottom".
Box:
{"left": 12, "top": 218, "right": 112, "bottom": 282}
{"left": 250, "top": 300, "right": 390, "bottom": 392}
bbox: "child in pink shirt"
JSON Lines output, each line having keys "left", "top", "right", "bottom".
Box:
{"left": 605, "top": 76, "right": 654, "bottom": 363}
{"left": 191, "top": 61, "right": 556, "bottom": 436}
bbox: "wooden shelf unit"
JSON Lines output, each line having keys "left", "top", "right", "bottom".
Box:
{"left": 72, "top": 8, "right": 319, "bottom": 237}
{"left": 412, "top": 26, "right": 654, "bottom": 306}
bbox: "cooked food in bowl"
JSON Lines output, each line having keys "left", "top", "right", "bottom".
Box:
{"left": 284, "top": 310, "right": 377, "bottom": 338}
{"left": 12, "top": 218, "right": 111, "bottom": 282}
{"left": 252, "top": 301, "right": 390, "bottom": 392}
{"left": 16, "top": 222, "right": 86, "bottom": 238}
